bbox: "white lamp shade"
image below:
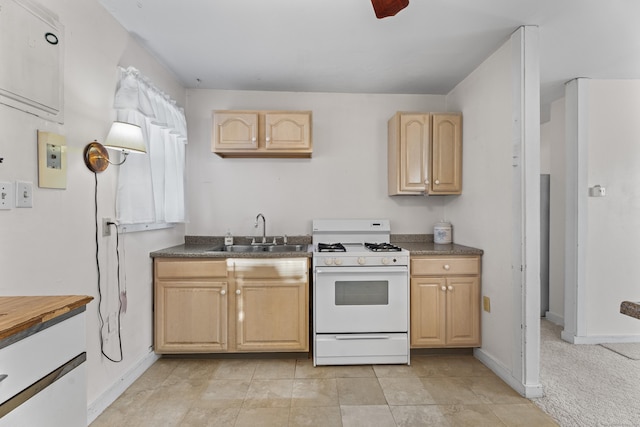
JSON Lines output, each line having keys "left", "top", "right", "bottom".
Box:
{"left": 104, "top": 121, "right": 146, "bottom": 153}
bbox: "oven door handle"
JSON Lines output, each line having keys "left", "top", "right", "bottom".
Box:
{"left": 334, "top": 335, "right": 391, "bottom": 340}
{"left": 315, "top": 266, "right": 407, "bottom": 274}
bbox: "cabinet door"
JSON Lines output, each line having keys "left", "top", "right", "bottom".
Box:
{"left": 430, "top": 114, "right": 462, "bottom": 194}
{"left": 400, "top": 114, "right": 430, "bottom": 193}
{"left": 212, "top": 112, "right": 258, "bottom": 150}
{"left": 445, "top": 276, "right": 480, "bottom": 346}
{"left": 265, "top": 112, "right": 311, "bottom": 151}
{"left": 235, "top": 278, "right": 308, "bottom": 352}
{"left": 410, "top": 277, "right": 446, "bottom": 347}
{"left": 155, "top": 281, "right": 228, "bottom": 353}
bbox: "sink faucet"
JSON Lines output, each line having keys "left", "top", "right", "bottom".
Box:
{"left": 255, "top": 213, "right": 266, "bottom": 243}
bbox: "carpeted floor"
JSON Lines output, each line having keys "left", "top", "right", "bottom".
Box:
{"left": 532, "top": 320, "right": 640, "bottom": 426}
{"left": 600, "top": 342, "right": 640, "bottom": 360}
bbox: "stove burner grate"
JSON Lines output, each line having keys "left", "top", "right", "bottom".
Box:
{"left": 364, "top": 242, "right": 403, "bottom": 252}
{"left": 318, "top": 243, "right": 346, "bottom": 252}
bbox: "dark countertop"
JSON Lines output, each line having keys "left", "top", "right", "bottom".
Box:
{"left": 396, "top": 242, "right": 484, "bottom": 256}
{"left": 150, "top": 243, "right": 313, "bottom": 259}
{"left": 620, "top": 301, "right": 640, "bottom": 320}
{"left": 150, "top": 235, "right": 483, "bottom": 259}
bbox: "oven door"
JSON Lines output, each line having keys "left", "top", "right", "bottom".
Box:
{"left": 314, "top": 266, "right": 408, "bottom": 333}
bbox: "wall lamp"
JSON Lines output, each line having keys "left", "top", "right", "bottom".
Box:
{"left": 83, "top": 121, "right": 146, "bottom": 173}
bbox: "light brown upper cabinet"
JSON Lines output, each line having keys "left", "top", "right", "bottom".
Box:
{"left": 212, "top": 110, "right": 312, "bottom": 158}
{"left": 388, "top": 112, "right": 462, "bottom": 195}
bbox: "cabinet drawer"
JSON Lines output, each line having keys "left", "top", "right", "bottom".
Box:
{"left": 411, "top": 257, "right": 479, "bottom": 276}
{"left": 156, "top": 259, "right": 228, "bottom": 279}
{"left": 0, "top": 363, "right": 86, "bottom": 427}
{"left": 0, "top": 314, "right": 85, "bottom": 404}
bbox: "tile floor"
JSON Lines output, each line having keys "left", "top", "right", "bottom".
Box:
{"left": 90, "top": 355, "right": 558, "bottom": 426}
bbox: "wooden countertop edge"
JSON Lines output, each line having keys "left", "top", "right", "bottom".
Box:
{"left": 0, "top": 295, "right": 93, "bottom": 341}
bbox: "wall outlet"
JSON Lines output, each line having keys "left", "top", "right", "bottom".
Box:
{"left": 0, "top": 182, "right": 13, "bottom": 210}
{"left": 483, "top": 296, "right": 491, "bottom": 312}
{"left": 102, "top": 218, "right": 112, "bottom": 236}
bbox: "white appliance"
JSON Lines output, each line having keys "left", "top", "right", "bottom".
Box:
{"left": 312, "top": 219, "right": 410, "bottom": 366}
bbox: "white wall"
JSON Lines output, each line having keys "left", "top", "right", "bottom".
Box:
{"left": 443, "top": 26, "right": 542, "bottom": 397}
{"left": 444, "top": 40, "right": 515, "bottom": 370}
{"left": 0, "top": 0, "right": 184, "bottom": 419}
{"left": 563, "top": 78, "right": 640, "bottom": 343}
{"left": 185, "top": 90, "right": 449, "bottom": 237}
{"left": 583, "top": 80, "right": 640, "bottom": 338}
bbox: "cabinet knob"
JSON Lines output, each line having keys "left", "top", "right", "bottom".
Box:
{"left": 425, "top": 179, "right": 430, "bottom": 185}
{"left": 441, "top": 286, "right": 447, "bottom": 291}
{"left": 435, "top": 180, "right": 440, "bottom": 185}
{"left": 443, "top": 264, "right": 450, "bottom": 271}
{"left": 236, "top": 289, "right": 241, "bottom": 295}
{"left": 251, "top": 137, "right": 256, "bottom": 142}
{"left": 448, "top": 285, "right": 453, "bottom": 291}
{"left": 266, "top": 137, "right": 271, "bottom": 142}
{"left": 220, "top": 289, "right": 226, "bottom": 295}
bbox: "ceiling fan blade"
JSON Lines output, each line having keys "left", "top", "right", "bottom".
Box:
{"left": 371, "top": 0, "right": 409, "bottom": 19}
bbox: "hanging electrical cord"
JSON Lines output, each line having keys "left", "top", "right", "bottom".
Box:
{"left": 111, "top": 221, "right": 125, "bottom": 358}
{"left": 120, "top": 229, "right": 128, "bottom": 313}
{"left": 93, "top": 172, "right": 123, "bottom": 363}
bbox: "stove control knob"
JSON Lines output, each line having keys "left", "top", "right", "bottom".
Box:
{"left": 357, "top": 257, "right": 366, "bottom": 265}
{"left": 324, "top": 258, "right": 334, "bottom": 266}
{"left": 381, "top": 258, "right": 390, "bottom": 265}
{"left": 334, "top": 258, "right": 343, "bottom": 266}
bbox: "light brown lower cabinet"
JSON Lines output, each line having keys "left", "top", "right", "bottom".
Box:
{"left": 154, "top": 257, "right": 309, "bottom": 354}
{"left": 410, "top": 255, "right": 481, "bottom": 348}
{"left": 232, "top": 258, "right": 309, "bottom": 352}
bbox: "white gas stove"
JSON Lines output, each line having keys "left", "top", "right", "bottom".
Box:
{"left": 312, "top": 219, "right": 409, "bottom": 267}
{"left": 312, "top": 219, "right": 410, "bottom": 366}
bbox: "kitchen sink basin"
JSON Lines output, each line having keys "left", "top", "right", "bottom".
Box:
{"left": 207, "top": 244, "right": 308, "bottom": 253}
{"left": 265, "top": 244, "right": 308, "bottom": 252}
{"left": 223, "top": 244, "right": 265, "bottom": 253}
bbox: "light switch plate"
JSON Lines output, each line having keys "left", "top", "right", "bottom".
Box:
{"left": 37, "top": 131, "right": 67, "bottom": 189}
{"left": 0, "top": 182, "right": 13, "bottom": 210}
{"left": 15, "top": 181, "right": 33, "bottom": 208}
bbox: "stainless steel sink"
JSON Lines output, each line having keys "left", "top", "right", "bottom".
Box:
{"left": 223, "top": 244, "right": 266, "bottom": 253}
{"left": 265, "top": 244, "right": 308, "bottom": 252}
{"left": 207, "top": 244, "right": 308, "bottom": 253}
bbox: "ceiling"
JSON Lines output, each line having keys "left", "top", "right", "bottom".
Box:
{"left": 97, "top": 0, "right": 640, "bottom": 116}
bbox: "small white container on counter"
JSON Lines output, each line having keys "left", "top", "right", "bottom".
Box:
{"left": 434, "top": 221, "right": 452, "bottom": 244}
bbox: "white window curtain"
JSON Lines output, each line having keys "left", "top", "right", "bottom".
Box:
{"left": 112, "top": 66, "right": 187, "bottom": 225}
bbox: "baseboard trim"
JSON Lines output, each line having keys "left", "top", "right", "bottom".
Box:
{"left": 474, "top": 348, "right": 544, "bottom": 398}
{"left": 87, "top": 350, "right": 159, "bottom": 424}
{"left": 544, "top": 311, "right": 564, "bottom": 326}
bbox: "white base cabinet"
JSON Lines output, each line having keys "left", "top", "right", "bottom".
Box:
{"left": 0, "top": 307, "right": 88, "bottom": 427}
